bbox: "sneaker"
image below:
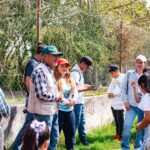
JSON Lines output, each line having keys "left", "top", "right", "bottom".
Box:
{"left": 112, "top": 134, "right": 119, "bottom": 139}
{"left": 23, "top": 108, "right": 27, "bottom": 114}
{"left": 116, "top": 136, "right": 122, "bottom": 141}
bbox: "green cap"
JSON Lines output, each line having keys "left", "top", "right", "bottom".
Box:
{"left": 42, "top": 45, "right": 63, "bottom": 56}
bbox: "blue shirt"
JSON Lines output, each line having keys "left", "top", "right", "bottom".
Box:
{"left": 59, "top": 78, "right": 74, "bottom": 112}
{"left": 24, "top": 56, "right": 40, "bottom": 95}
{"left": 121, "top": 70, "right": 142, "bottom": 107}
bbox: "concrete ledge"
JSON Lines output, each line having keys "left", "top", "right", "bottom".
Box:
{"left": 2, "top": 95, "right": 113, "bottom": 143}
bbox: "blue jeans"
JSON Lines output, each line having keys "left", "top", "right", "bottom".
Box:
{"left": 12, "top": 111, "right": 34, "bottom": 150}
{"left": 74, "top": 104, "right": 87, "bottom": 144}
{"left": 121, "top": 106, "right": 144, "bottom": 150}
{"left": 34, "top": 112, "right": 59, "bottom": 150}
{"left": 59, "top": 110, "right": 75, "bottom": 149}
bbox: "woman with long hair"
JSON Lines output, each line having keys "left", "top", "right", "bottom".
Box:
{"left": 54, "top": 58, "right": 77, "bottom": 150}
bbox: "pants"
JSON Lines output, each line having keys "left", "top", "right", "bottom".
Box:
{"left": 34, "top": 112, "right": 59, "bottom": 150}
{"left": 111, "top": 107, "right": 124, "bottom": 137}
{"left": 121, "top": 106, "right": 144, "bottom": 150}
{"left": 12, "top": 112, "right": 59, "bottom": 150}
{"left": 73, "top": 104, "right": 87, "bottom": 144}
{"left": 12, "top": 111, "right": 34, "bottom": 150}
{"left": 59, "top": 110, "right": 75, "bottom": 150}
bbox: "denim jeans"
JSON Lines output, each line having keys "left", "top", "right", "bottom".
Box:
{"left": 12, "top": 111, "right": 34, "bottom": 150}
{"left": 121, "top": 106, "right": 144, "bottom": 150}
{"left": 73, "top": 104, "right": 87, "bottom": 144}
{"left": 34, "top": 112, "right": 59, "bottom": 150}
{"left": 59, "top": 110, "right": 75, "bottom": 149}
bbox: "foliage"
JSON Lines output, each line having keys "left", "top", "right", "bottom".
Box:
{"left": 0, "top": 0, "right": 150, "bottom": 89}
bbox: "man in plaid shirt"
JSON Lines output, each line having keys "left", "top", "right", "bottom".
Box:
{"left": 27, "top": 45, "right": 63, "bottom": 150}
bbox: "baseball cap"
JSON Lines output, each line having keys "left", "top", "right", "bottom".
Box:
{"left": 109, "top": 64, "right": 119, "bottom": 72}
{"left": 136, "top": 55, "right": 147, "bottom": 63}
{"left": 57, "top": 58, "right": 70, "bottom": 66}
{"left": 80, "top": 56, "right": 93, "bottom": 66}
{"left": 42, "top": 45, "right": 63, "bottom": 56}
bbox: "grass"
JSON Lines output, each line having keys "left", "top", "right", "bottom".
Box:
{"left": 57, "top": 122, "right": 137, "bottom": 150}
{"left": 7, "top": 122, "right": 138, "bottom": 150}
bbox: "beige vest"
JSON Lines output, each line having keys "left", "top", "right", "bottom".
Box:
{"left": 28, "top": 63, "right": 58, "bottom": 115}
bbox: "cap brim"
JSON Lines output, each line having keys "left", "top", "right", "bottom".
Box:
{"left": 51, "top": 52, "right": 63, "bottom": 56}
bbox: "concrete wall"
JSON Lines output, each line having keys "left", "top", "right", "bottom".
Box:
{"left": 2, "top": 95, "right": 113, "bottom": 142}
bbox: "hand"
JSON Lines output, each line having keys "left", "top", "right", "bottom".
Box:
{"left": 124, "top": 103, "right": 130, "bottom": 111}
{"left": 56, "top": 95, "right": 63, "bottom": 103}
{"left": 66, "top": 99, "right": 75, "bottom": 107}
{"left": 108, "top": 93, "right": 114, "bottom": 98}
{"left": 136, "top": 124, "right": 141, "bottom": 131}
{"left": 131, "top": 80, "right": 136, "bottom": 89}
{"left": 86, "top": 85, "right": 95, "bottom": 91}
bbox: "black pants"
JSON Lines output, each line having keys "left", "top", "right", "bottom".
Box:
{"left": 59, "top": 110, "right": 75, "bottom": 150}
{"left": 111, "top": 107, "right": 124, "bottom": 137}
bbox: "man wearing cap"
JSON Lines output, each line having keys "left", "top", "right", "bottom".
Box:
{"left": 121, "top": 55, "right": 147, "bottom": 150}
{"left": 27, "top": 45, "right": 63, "bottom": 150}
{"left": 23, "top": 42, "right": 43, "bottom": 112}
{"left": 12, "top": 43, "right": 43, "bottom": 150}
{"left": 71, "top": 56, "right": 95, "bottom": 145}
{"left": 13, "top": 45, "right": 62, "bottom": 150}
{"left": 107, "top": 65, "right": 124, "bottom": 141}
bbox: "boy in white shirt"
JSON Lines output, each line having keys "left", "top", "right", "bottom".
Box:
{"left": 107, "top": 65, "right": 125, "bottom": 141}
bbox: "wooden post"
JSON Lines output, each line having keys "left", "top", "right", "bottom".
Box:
{"left": 37, "top": 0, "right": 41, "bottom": 42}
{"left": 119, "top": 20, "right": 123, "bottom": 72}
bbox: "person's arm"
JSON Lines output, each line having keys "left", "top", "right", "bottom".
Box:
{"left": 66, "top": 79, "right": 78, "bottom": 107}
{"left": 136, "top": 111, "right": 150, "bottom": 131}
{"left": 77, "top": 84, "right": 95, "bottom": 92}
{"left": 32, "top": 69, "right": 61, "bottom": 102}
{"left": 71, "top": 71, "right": 94, "bottom": 92}
{"left": 131, "top": 80, "right": 140, "bottom": 103}
{"left": 107, "top": 79, "right": 115, "bottom": 98}
{"left": 24, "top": 61, "right": 35, "bottom": 92}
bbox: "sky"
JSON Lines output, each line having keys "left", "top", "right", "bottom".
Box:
{"left": 145, "top": 0, "right": 150, "bottom": 7}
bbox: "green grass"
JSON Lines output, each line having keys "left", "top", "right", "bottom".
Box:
{"left": 7, "top": 122, "right": 137, "bottom": 150}
{"left": 57, "top": 122, "right": 137, "bottom": 150}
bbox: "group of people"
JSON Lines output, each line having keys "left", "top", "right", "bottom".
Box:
{"left": 11, "top": 43, "right": 95, "bottom": 150}
{"left": 107, "top": 55, "right": 150, "bottom": 150}
{"left": 0, "top": 42, "right": 150, "bottom": 150}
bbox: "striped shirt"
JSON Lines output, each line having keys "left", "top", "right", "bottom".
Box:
{"left": 0, "top": 88, "right": 9, "bottom": 117}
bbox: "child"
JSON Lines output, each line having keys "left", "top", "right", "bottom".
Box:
{"left": 22, "top": 120, "right": 50, "bottom": 150}
{"left": 107, "top": 64, "right": 124, "bottom": 141}
{"left": 135, "top": 73, "right": 150, "bottom": 149}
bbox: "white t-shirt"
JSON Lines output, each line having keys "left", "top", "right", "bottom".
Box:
{"left": 71, "top": 64, "right": 85, "bottom": 104}
{"left": 107, "top": 73, "right": 125, "bottom": 110}
{"left": 142, "top": 93, "right": 150, "bottom": 111}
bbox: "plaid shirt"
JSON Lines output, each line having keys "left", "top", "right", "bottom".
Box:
{"left": 31, "top": 64, "right": 57, "bottom": 101}
{"left": 0, "top": 88, "right": 9, "bottom": 118}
